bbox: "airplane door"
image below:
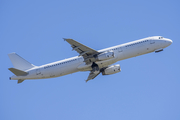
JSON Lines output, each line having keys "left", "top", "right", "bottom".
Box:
{"left": 150, "top": 40, "right": 155, "bottom": 44}
{"left": 36, "top": 69, "right": 41, "bottom": 75}
{"left": 118, "top": 47, "right": 123, "bottom": 52}
{"left": 118, "top": 47, "right": 124, "bottom": 59}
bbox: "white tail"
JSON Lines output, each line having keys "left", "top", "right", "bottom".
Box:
{"left": 8, "top": 53, "right": 35, "bottom": 71}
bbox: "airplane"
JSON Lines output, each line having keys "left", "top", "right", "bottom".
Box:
{"left": 8, "top": 36, "right": 172, "bottom": 83}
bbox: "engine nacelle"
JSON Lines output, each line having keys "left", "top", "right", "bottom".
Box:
{"left": 102, "top": 64, "right": 121, "bottom": 75}
{"left": 96, "top": 50, "right": 114, "bottom": 61}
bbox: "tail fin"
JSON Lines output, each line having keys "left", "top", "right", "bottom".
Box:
{"left": 8, "top": 53, "right": 35, "bottom": 71}
{"left": 8, "top": 68, "right": 27, "bottom": 84}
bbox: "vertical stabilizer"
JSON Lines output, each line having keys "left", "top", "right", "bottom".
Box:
{"left": 8, "top": 53, "right": 35, "bottom": 71}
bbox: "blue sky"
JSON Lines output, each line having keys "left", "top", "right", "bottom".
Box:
{"left": 1, "top": 0, "right": 180, "bottom": 120}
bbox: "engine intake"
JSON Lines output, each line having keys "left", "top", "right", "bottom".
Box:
{"left": 102, "top": 64, "right": 121, "bottom": 75}
{"left": 96, "top": 50, "right": 114, "bottom": 61}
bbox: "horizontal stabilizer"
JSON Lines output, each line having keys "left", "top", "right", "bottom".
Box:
{"left": 8, "top": 68, "right": 28, "bottom": 76}
{"left": 18, "top": 79, "right": 24, "bottom": 84}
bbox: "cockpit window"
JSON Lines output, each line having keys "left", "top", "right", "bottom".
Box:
{"left": 159, "top": 36, "right": 164, "bottom": 39}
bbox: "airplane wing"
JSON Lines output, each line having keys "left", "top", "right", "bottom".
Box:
{"left": 64, "top": 38, "right": 99, "bottom": 63}
{"left": 86, "top": 71, "right": 100, "bottom": 82}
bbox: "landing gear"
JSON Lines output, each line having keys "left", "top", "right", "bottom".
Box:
{"left": 85, "top": 62, "right": 100, "bottom": 82}
{"left": 91, "top": 62, "right": 99, "bottom": 73}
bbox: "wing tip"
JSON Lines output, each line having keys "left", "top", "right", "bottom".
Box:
{"left": 63, "top": 38, "right": 67, "bottom": 41}
{"left": 63, "top": 38, "right": 73, "bottom": 41}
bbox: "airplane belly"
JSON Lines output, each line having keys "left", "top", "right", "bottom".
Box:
{"left": 55, "top": 63, "right": 79, "bottom": 77}
{"left": 136, "top": 44, "right": 149, "bottom": 55}
{"left": 122, "top": 44, "right": 151, "bottom": 59}
{"left": 122, "top": 48, "right": 137, "bottom": 59}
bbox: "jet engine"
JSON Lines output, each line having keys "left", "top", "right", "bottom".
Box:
{"left": 96, "top": 50, "right": 114, "bottom": 61}
{"left": 102, "top": 64, "right": 121, "bottom": 75}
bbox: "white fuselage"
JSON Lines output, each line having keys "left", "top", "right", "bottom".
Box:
{"left": 10, "top": 36, "right": 172, "bottom": 80}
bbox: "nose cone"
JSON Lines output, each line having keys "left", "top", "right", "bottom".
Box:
{"left": 164, "top": 39, "right": 173, "bottom": 47}
{"left": 170, "top": 39, "right": 173, "bottom": 44}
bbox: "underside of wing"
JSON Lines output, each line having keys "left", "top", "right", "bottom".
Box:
{"left": 63, "top": 38, "right": 105, "bottom": 82}
{"left": 86, "top": 71, "right": 101, "bottom": 82}
{"left": 64, "top": 38, "right": 99, "bottom": 63}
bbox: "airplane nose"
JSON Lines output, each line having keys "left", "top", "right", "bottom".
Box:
{"left": 168, "top": 39, "right": 173, "bottom": 45}
{"left": 170, "top": 39, "right": 173, "bottom": 44}
{"left": 165, "top": 39, "right": 173, "bottom": 46}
